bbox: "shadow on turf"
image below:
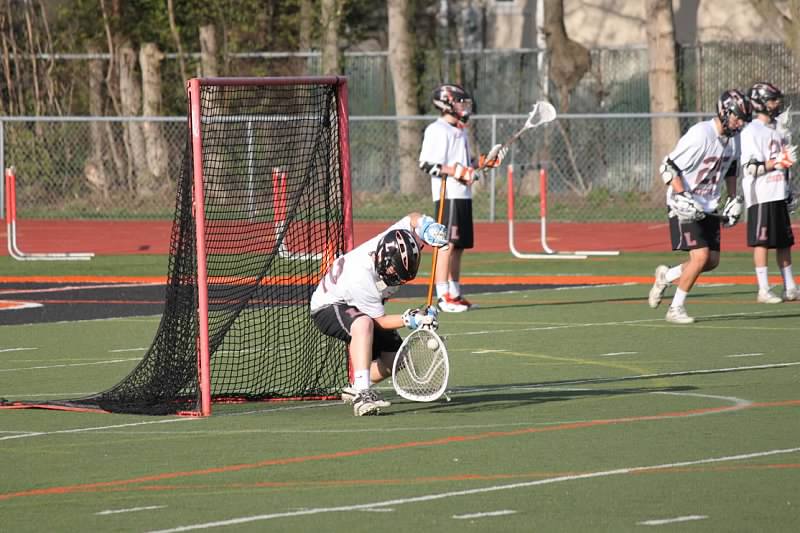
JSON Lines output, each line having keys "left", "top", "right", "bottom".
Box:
{"left": 388, "top": 384, "right": 696, "bottom": 415}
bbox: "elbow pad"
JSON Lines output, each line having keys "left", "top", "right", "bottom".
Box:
{"left": 745, "top": 158, "right": 766, "bottom": 177}
{"left": 419, "top": 161, "right": 442, "bottom": 177}
{"left": 659, "top": 157, "right": 681, "bottom": 185}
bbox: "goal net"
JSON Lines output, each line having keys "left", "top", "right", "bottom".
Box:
{"left": 11, "top": 78, "right": 354, "bottom": 416}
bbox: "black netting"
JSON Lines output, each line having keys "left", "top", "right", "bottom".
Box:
{"left": 24, "top": 80, "right": 350, "bottom": 415}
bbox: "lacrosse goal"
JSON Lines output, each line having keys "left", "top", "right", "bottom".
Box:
{"left": 507, "top": 165, "right": 620, "bottom": 259}
{"left": 3, "top": 77, "right": 354, "bottom": 416}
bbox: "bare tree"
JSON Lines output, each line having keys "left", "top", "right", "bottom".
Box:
{"left": 646, "top": 0, "right": 681, "bottom": 193}
{"left": 167, "top": 0, "right": 189, "bottom": 81}
{"left": 85, "top": 44, "right": 110, "bottom": 198}
{"left": 140, "top": 42, "right": 168, "bottom": 188}
{"left": 749, "top": 0, "right": 800, "bottom": 59}
{"left": 542, "top": 0, "right": 590, "bottom": 112}
{"left": 199, "top": 24, "right": 219, "bottom": 77}
{"left": 320, "top": 0, "right": 340, "bottom": 75}
{"left": 387, "top": 0, "right": 423, "bottom": 195}
{"left": 118, "top": 41, "right": 151, "bottom": 196}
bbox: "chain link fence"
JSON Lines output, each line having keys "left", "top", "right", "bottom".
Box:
{"left": 6, "top": 112, "right": 797, "bottom": 223}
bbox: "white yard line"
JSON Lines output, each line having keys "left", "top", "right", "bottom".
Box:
{"left": 0, "top": 358, "right": 141, "bottom": 373}
{"left": 638, "top": 515, "right": 708, "bottom": 526}
{"left": 146, "top": 447, "right": 800, "bottom": 532}
{"left": 453, "top": 510, "right": 517, "bottom": 519}
{"left": 96, "top": 505, "right": 166, "bottom": 516}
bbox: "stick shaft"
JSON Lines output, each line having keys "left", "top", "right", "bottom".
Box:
{"left": 426, "top": 176, "right": 448, "bottom": 307}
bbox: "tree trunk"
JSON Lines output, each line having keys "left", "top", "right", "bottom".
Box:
{"left": 543, "top": 0, "right": 590, "bottom": 112}
{"left": 320, "top": 0, "right": 340, "bottom": 75}
{"left": 646, "top": 0, "right": 681, "bottom": 193}
{"left": 118, "top": 41, "right": 151, "bottom": 196}
{"left": 199, "top": 24, "right": 218, "bottom": 77}
{"left": 387, "top": 0, "right": 423, "bottom": 195}
{"left": 140, "top": 42, "right": 168, "bottom": 190}
{"left": 86, "top": 44, "right": 109, "bottom": 198}
{"left": 167, "top": 0, "right": 188, "bottom": 82}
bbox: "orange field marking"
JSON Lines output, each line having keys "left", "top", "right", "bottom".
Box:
{"left": 1, "top": 398, "right": 798, "bottom": 502}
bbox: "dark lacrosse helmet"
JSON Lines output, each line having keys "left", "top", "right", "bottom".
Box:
{"left": 717, "top": 89, "right": 751, "bottom": 136}
{"left": 749, "top": 81, "right": 784, "bottom": 119}
{"left": 432, "top": 84, "right": 473, "bottom": 124}
{"left": 374, "top": 229, "right": 421, "bottom": 287}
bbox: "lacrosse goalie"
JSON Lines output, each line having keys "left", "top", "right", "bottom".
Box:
{"left": 739, "top": 81, "right": 798, "bottom": 303}
{"left": 309, "top": 213, "right": 448, "bottom": 416}
{"left": 648, "top": 89, "right": 750, "bottom": 324}
{"left": 418, "top": 84, "right": 507, "bottom": 313}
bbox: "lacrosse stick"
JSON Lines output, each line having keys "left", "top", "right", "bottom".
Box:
{"left": 392, "top": 327, "right": 450, "bottom": 402}
{"left": 478, "top": 100, "right": 558, "bottom": 171}
{"left": 394, "top": 177, "right": 450, "bottom": 402}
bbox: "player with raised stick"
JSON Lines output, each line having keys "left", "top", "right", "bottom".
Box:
{"left": 310, "top": 212, "right": 448, "bottom": 416}
{"left": 418, "top": 84, "right": 507, "bottom": 312}
{"left": 739, "top": 81, "right": 798, "bottom": 303}
{"left": 648, "top": 90, "right": 750, "bottom": 324}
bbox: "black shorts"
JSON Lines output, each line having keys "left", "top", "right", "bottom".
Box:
{"left": 434, "top": 198, "right": 474, "bottom": 249}
{"left": 747, "top": 200, "right": 795, "bottom": 248}
{"left": 669, "top": 214, "right": 721, "bottom": 251}
{"left": 311, "top": 304, "right": 402, "bottom": 359}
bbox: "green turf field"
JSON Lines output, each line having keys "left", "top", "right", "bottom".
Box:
{"left": 1, "top": 252, "right": 799, "bottom": 532}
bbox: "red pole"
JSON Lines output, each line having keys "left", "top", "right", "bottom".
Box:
{"left": 539, "top": 166, "right": 547, "bottom": 219}
{"left": 188, "top": 79, "right": 212, "bottom": 417}
{"left": 507, "top": 164, "right": 514, "bottom": 220}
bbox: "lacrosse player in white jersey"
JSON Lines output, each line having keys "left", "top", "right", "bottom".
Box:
{"left": 648, "top": 90, "right": 750, "bottom": 324}
{"left": 310, "top": 213, "right": 448, "bottom": 415}
{"left": 419, "top": 84, "right": 507, "bottom": 312}
{"left": 739, "top": 82, "right": 798, "bottom": 303}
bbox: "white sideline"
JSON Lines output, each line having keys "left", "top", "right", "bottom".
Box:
{"left": 146, "top": 447, "right": 800, "bottom": 532}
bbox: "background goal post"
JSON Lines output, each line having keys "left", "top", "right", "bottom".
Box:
{"left": 4, "top": 77, "right": 354, "bottom": 416}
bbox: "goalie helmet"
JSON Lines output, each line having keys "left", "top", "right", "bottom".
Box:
{"left": 432, "top": 84, "right": 473, "bottom": 124}
{"left": 374, "top": 229, "right": 421, "bottom": 286}
{"left": 716, "top": 89, "right": 751, "bottom": 137}
{"left": 749, "top": 81, "right": 784, "bottom": 119}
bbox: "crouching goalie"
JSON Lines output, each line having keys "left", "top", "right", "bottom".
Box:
{"left": 310, "top": 213, "right": 448, "bottom": 415}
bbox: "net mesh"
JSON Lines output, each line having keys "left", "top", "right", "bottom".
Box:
{"left": 66, "top": 80, "right": 350, "bottom": 414}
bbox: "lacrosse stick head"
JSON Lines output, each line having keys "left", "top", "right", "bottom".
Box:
{"left": 526, "top": 101, "right": 557, "bottom": 129}
{"left": 392, "top": 328, "right": 449, "bottom": 402}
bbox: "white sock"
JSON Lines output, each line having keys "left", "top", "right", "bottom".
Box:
{"left": 755, "top": 266, "right": 770, "bottom": 291}
{"left": 781, "top": 265, "right": 796, "bottom": 291}
{"left": 436, "top": 282, "right": 449, "bottom": 298}
{"left": 665, "top": 265, "right": 682, "bottom": 283}
{"left": 448, "top": 281, "right": 461, "bottom": 297}
{"left": 671, "top": 288, "right": 688, "bottom": 308}
{"left": 353, "top": 370, "right": 370, "bottom": 391}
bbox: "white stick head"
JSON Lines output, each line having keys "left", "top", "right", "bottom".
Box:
{"left": 526, "top": 101, "right": 557, "bottom": 129}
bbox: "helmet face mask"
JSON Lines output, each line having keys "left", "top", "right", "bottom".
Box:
{"left": 432, "top": 84, "right": 473, "bottom": 124}
{"left": 717, "top": 89, "right": 751, "bottom": 137}
{"left": 749, "top": 82, "right": 784, "bottom": 120}
{"left": 374, "top": 230, "right": 421, "bottom": 287}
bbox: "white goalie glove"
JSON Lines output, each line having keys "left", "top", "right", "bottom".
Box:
{"left": 721, "top": 195, "right": 744, "bottom": 227}
{"left": 479, "top": 144, "right": 508, "bottom": 169}
{"left": 401, "top": 307, "right": 439, "bottom": 331}
{"left": 415, "top": 215, "right": 448, "bottom": 248}
{"left": 668, "top": 191, "right": 706, "bottom": 222}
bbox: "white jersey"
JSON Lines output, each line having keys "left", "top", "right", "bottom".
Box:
{"left": 309, "top": 217, "right": 413, "bottom": 318}
{"left": 665, "top": 119, "right": 739, "bottom": 213}
{"left": 419, "top": 117, "right": 472, "bottom": 201}
{"left": 740, "top": 119, "right": 789, "bottom": 208}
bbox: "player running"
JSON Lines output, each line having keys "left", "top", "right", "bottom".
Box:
{"left": 418, "top": 84, "right": 506, "bottom": 312}
{"left": 310, "top": 213, "right": 447, "bottom": 416}
{"left": 739, "top": 81, "right": 798, "bottom": 303}
{"left": 648, "top": 90, "right": 750, "bottom": 324}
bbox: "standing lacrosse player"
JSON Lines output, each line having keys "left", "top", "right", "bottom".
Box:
{"left": 739, "top": 82, "right": 798, "bottom": 303}
{"left": 648, "top": 90, "right": 750, "bottom": 324}
{"left": 310, "top": 212, "right": 447, "bottom": 416}
{"left": 418, "top": 84, "right": 506, "bottom": 312}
